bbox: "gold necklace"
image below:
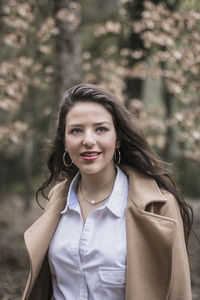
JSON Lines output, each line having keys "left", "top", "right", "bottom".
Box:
{"left": 79, "top": 183, "right": 110, "bottom": 205}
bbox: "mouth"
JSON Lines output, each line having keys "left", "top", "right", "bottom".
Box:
{"left": 80, "top": 151, "right": 101, "bottom": 160}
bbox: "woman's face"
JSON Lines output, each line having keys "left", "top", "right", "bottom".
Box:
{"left": 64, "top": 101, "right": 119, "bottom": 176}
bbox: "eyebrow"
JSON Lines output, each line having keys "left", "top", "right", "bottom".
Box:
{"left": 67, "top": 121, "right": 111, "bottom": 127}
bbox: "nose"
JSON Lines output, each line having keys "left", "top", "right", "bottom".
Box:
{"left": 82, "top": 129, "right": 96, "bottom": 147}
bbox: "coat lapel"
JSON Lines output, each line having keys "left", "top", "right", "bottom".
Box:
{"left": 122, "top": 166, "right": 177, "bottom": 300}
{"left": 24, "top": 178, "right": 71, "bottom": 299}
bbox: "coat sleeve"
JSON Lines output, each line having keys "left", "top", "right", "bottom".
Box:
{"left": 160, "top": 192, "right": 192, "bottom": 300}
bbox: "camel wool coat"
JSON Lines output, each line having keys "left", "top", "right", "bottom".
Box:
{"left": 22, "top": 165, "right": 192, "bottom": 300}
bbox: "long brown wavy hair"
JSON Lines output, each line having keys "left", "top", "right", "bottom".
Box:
{"left": 36, "top": 83, "right": 193, "bottom": 248}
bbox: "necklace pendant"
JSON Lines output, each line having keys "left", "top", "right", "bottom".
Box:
{"left": 91, "top": 200, "right": 95, "bottom": 205}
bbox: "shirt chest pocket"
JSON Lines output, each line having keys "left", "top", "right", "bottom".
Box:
{"left": 98, "top": 267, "right": 126, "bottom": 288}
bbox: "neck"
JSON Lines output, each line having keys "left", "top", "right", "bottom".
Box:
{"left": 79, "top": 164, "right": 117, "bottom": 197}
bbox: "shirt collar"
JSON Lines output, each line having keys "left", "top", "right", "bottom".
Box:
{"left": 61, "top": 165, "right": 129, "bottom": 218}
{"left": 105, "top": 165, "right": 129, "bottom": 218}
{"left": 61, "top": 172, "right": 80, "bottom": 214}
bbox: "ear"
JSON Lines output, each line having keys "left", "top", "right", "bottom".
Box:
{"left": 115, "top": 139, "right": 121, "bottom": 149}
{"left": 63, "top": 140, "right": 67, "bottom": 152}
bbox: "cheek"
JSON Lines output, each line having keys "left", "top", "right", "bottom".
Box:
{"left": 64, "top": 135, "right": 79, "bottom": 151}
{"left": 101, "top": 134, "right": 117, "bottom": 151}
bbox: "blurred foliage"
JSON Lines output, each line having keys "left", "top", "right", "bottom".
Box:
{"left": 0, "top": 0, "right": 200, "bottom": 200}
{"left": 182, "top": 0, "right": 200, "bottom": 10}
{"left": 177, "top": 158, "right": 200, "bottom": 198}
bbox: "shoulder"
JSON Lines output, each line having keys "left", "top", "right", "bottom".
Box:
{"left": 159, "top": 190, "right": 184, "bottom": 225}
{"left": 147, "top": 188, "right": 185, "bottom": 237}
{"left": 45, "top": 177, "right": 72, "bottom": 212}
{"left": 120, "top": 164, "right": 183, "bottom": 223}
{"left": 47, "top": 179, "right": 67, "bottom": 199}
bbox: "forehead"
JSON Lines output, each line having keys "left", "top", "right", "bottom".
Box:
{"left": 66, "top": 101, "right": 113, "bottom": 123}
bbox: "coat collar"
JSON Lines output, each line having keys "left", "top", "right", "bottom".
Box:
{"left": 120, "top": 165, "right": 167, "bottom": 210}
{"left": 47, "top": 165, "right": 167, "bottom": 213}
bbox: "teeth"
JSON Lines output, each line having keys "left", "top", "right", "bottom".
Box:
{"left": 82, "top": 152, "right": 99, "bottom": 157}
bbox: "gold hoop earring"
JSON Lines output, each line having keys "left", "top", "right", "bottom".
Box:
{"left": 114, "top": 148, "right": 121, "bottom": 165}
{"left": 63, "top": 152, "right": 73, "bottom": 167}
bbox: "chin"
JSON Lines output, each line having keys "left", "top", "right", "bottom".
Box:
{"left": 80, "top": 162, "right": 114, "bottom": 176}
{"left": 80, "top": 167, "right": 101, "bottom": 175}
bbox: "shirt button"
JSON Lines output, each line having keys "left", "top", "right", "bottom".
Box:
{"left": 81, "top": 292, "right": 87, "bottom": 299}
{"left": 117, "top": 278, "right": 123, "bottom": 283}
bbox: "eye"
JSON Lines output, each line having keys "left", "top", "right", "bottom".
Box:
{"left": 70, "top": 128, "right": 82, "bottom": 134}
{"left": 96, "top": 127, "right": 108, "bottom": 133}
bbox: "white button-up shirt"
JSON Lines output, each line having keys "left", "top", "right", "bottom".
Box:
{"left": 48, "top": 166, "right": 129, "bottom": 300}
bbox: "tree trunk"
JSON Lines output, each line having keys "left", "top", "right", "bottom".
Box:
{"left": 162, "top": 79, "right": 174, "bottom": 160}
{"left": 54, "top": 0, "right": 82, "bottom": 102}
{"left": 0, "top": 1, "right": 6, "bottom": 196}
{"left": 123, "top": 0, "right": 179, "bottom": 108}
{"left": 0, "top": 153, "right": 5, "bottom": 195}
{"left": 23, "top": 137, "right": 33, "bottom": 210}
{"left": 122, "top": 0, "right": 147, "bottom": 108}
{"left": 22, "top": 85, "right": 35, "bottom": 210}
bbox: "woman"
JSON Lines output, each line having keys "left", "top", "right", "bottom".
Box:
{"left": 22, "top": 83, "right": 192, "bottom": 300}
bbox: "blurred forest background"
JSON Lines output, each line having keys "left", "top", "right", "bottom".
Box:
{"left": 0, "top": 0, "right": 200, "bottom": 299}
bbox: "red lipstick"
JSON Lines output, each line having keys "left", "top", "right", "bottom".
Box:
{"left": 80, "top": 151, "right": 101, "bottom": 161}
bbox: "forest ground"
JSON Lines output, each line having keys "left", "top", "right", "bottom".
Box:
{"left": 0, "top": 195, "right": 199, "bottom": 300}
